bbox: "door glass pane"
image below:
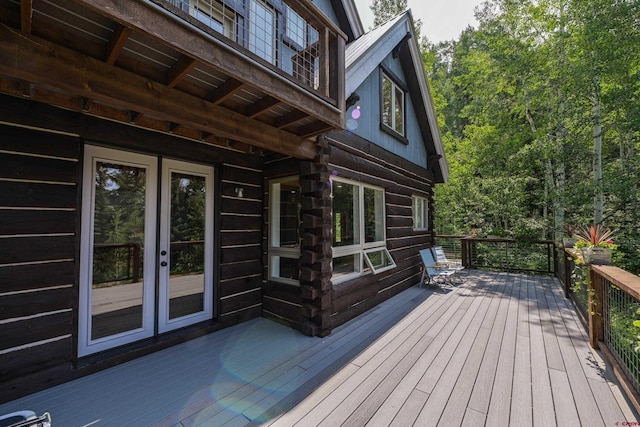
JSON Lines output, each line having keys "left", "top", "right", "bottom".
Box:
{"left": 169, "top": 172, "right": 206, "bottom": 319}
{"left": 91, "top": 162, "right": 146, "bottom": 340}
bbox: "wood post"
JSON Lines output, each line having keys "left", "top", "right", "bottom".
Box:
{"left": 588, "top": 267, "right": 604, "bottom": 349}
{"left": 299, "top": 136, "right": 333, "bottom": 337}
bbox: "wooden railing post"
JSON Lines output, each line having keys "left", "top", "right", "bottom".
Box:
{"left": 461, "top": 237, "right": 469, "bottom": 268}
{"left": 588, "top": 267, "right": 604, "bottom": 349}
{"left": 562, "top": 250, "right": 571, "bottom": 298}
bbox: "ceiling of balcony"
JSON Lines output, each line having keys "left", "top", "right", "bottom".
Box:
{"left": 0, "top": 0, "right": 346, "bottom": 159}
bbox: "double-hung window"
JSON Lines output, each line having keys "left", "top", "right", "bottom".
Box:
{"left": 412, "top": 195, "right": 429, "bottom": 230}
{"left": 381, "top": 72, "right": 405, "bottom": 137}
{"left": 332, "top": 178, "right": 395, "bottom": 283}
{"left": 268, "top": 177, "right": 301, "bottom": 285}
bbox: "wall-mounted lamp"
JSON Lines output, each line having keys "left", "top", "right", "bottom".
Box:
{"left": 235, "top": 187, "right": 244, "bottom": 198}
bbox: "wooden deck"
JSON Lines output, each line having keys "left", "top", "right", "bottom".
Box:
{"left": 1, "top": 271, "right": 637, "bottom": 426}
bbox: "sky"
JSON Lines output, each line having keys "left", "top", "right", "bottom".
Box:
{"left": 353, "top": 0, "right": 483, "bottom": 43}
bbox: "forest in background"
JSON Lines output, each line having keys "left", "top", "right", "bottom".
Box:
{"left": 370, "top": 0, "right": 640, "bottom": 273}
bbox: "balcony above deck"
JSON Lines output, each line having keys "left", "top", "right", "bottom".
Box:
{"left": 0, "top": 0, "right": 347, "bottom": 159}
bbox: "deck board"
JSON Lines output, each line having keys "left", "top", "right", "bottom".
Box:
{"left": 0, "top": 271, "right": 637, "bottom": 427}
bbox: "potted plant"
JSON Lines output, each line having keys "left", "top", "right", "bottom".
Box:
{"left": 562, "top": 224, "right": 576, "bottom": 248}
{"left": 574, "top": 224, "right": 616, "bottom": 265}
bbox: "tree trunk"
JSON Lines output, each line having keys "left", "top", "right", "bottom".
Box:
{"left": 592, "top": 79, "right": 603, "bottom": 225}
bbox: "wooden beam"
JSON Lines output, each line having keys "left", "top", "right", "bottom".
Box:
{"left": 246, "top": 96, "right": 281, "bottom": 118}
{"left": 105, "top": 24, "right": 130, "bottom": 65}
{"left": 298, "top": 121, "right": 334, "bottom": 139}
{"left": 73, "top": 0, "right": 344, "bottom": 130}
{"left": 166, "top": 55, "right": 197, "bottom": 88}
{"left": 275, "top": 110, "right": 309, "bottom": 129}
{"left": 210, "top": 78, "right": 244, "bottom": 105}
{"left": 20, "top": 0, "right": 32, "bottom": 34}
{"left": 0, "top": 25, "right": 316, "bottom": 159}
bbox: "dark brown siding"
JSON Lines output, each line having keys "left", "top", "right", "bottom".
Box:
{"left": 326, "top": 133, "right": 434, "bottom": 329}
{"left": 0, "top": 124, "right": 80, "bottom": 401}
{"left": 0, "top": 99, "right": 268, "bottom": 402}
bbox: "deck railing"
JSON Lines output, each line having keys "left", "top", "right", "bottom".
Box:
{"left": 161, "top": 0, "right": 343, "bottom": 101}
{"left": 436, "top": 235, "right": 557, "bottom": 275}
{"left": 560, "top": 248, "right": 640, "bottom": 406}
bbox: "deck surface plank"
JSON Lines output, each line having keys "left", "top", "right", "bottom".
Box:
{"left": 0, "top": 271, "right": 637, "bottom": 427}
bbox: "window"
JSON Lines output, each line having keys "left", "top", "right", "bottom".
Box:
{"left": 269, "top": 177, "right": 301, "bottom": 285}
{"left": 188, "top": 0, "right": 237, "bottom": 41}
{"left": 332, "top": 178, "right": 395, "bottom": 283}
{"left": 250, "top": 0, "right": 276, "bottom": 64}
{"left": 413, "top": 195, "right": 429, "bottom": 230}
{"left": 382, "top": 73, "right": 405, "bottom": 136}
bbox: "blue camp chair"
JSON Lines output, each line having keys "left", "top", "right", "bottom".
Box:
{"left": 419, "top": 248, "right": 456, "bottom": 287}
{"left": 431, "top": 246, "right": 464, "bottom": 272}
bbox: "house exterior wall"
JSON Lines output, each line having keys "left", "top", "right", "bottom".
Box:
{"left": 0, "top": 96, "right": 267, "bottom": 403}
{"left": 346, "top": 53, "right": 429, "bottom": 169}
{"left": 326, "top": 131, "right": 434, "bottom": 328}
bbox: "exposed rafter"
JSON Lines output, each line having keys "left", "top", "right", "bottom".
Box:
{"left": 166, "top": 55, "right": 198, "bottom": 88}
{"left": 20, "top": 0, "right": 33, "bottom": 34}
{"left": 105, "top": 25, "right": 130, "bottom": 65}
{"left": 0, "top": 25, "right": 316, "bottom": 159}
{"left": 246, "top": 96, "right": 281, "bottom": 118}
{"left": 210, "top": 78, "right": 244, "bottom": 105}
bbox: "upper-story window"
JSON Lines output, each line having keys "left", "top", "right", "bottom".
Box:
{"left": 381, "top": 72, "right": 405, "bottom": 137}
{"left": 250, "top": 0, "right": 276, "bottom": 64}
{"left": 167, "top": 0, "right": 320, "bottom": 90}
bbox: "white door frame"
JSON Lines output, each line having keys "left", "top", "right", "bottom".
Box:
{"left": 158, "top": 159, "right": 214, "bottom": 333}
{"left": 78, "top": 146, "right": 158, "bottom": 357}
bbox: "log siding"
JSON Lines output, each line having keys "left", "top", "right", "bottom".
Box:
{"left": 326, "top": 132, "right": 434, "bottom": 329}
{"left": 0, "top": 101, "right": 270, "bottom": 402}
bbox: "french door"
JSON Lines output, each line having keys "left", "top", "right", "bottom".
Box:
{"left": 79, "top": 146, "right": 214, "bottom": 356}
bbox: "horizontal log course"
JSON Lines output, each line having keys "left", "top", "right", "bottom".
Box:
{"left": 263, "top": 297, "right": 303, "bottom": 324}
{"left": 219, "top": 260, "right": 262, "bottom": 281}
{"left": 0, "top": 287, "right": 73, "bottom": 321}
{"left": 219, "top": 276, "right": 262, "bottom": 298}
{"left": 220, "top": 245, "right": 262, "bottom": 264}
{"left": 0, "top": 337, "right": 72, "bottom": 382}
{"left": 0, "top": 181, "right": 77, "bottom": 209}
{"left": 0, "top": 153, "right": 78, "bottom": 183}
{"left": 0, "top": 124, "right": 80, "bottom": 158}
{"left": 0, "top": 311, "right": 72, "bottom": 352}
{"left": 0, "top": 261, "right": 75, "bottom": 293}
{"left": 0, "top": 210, "right": 76, "bottom": 235}
{"left": 301, "top": 180, "right": 331, "bottom": 196}
{"left": 219, "top": 289, "right": 262, "bottom": 314}
{"left": 0, "top": 235, "right": 75, "bottom": 265}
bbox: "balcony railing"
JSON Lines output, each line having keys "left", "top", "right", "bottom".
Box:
{"left": 160, "top": 0, "right": 342, "bottom": 102}
{"left": 559, "top": 248, "right": 640, "bottom": 409}
{"left": 436, "top": 235, "right": 557, "bottom": 275}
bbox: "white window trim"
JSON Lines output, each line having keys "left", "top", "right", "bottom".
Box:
{"left": 331, "top": 177, "right": 392, "bottom": 284}
{"left": 382, "top": 72, "right": 405, "bottom": 136}
{"left": 268, "top": 177, "right": 301, "bottom": 285}
{"left": 412, "top": 195, "right": 429, "bottom": 231}
{"left": 363, "top": 247, "right": 396, "bottom": 274}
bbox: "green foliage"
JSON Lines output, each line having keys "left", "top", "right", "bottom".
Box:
{"left": 428, "top": 0, "right": 640, "bottom": 275}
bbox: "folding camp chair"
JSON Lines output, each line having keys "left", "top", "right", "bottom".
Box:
{"left": 431, "top": 246, "right": 464, "bottom": 272}
{"left": 419, "top": 248, "right": 456, "bottom": 287}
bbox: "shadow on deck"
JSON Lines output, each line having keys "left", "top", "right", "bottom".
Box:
{"left": 1, "top": 271, "right": 638, "bottom": 426}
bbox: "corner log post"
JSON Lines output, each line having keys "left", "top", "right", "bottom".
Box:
{"left": 299, "top": 136, "right": 333, "bottom": 337}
